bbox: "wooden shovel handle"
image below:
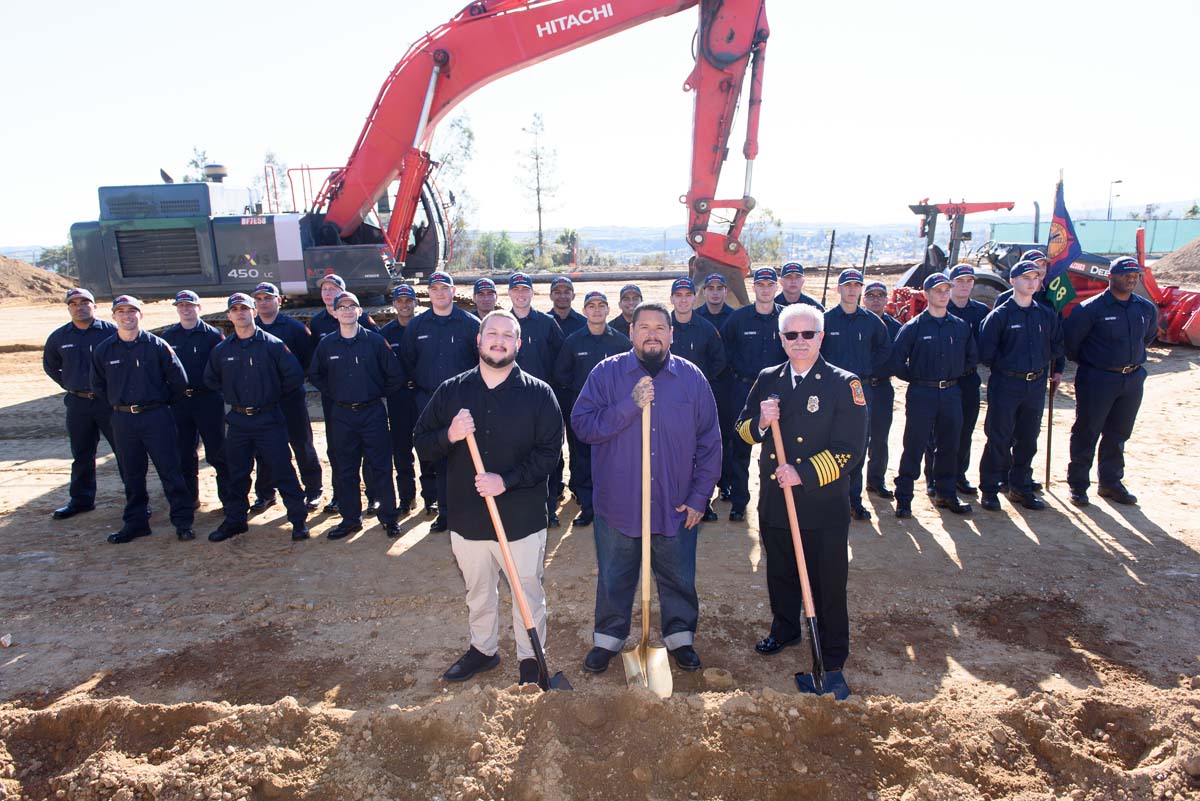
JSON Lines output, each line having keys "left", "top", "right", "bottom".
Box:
{"left": 465, "top": 432, "right": 537, "bottom": 632}
{"left": 641, "top": 401, "right": 652, "bottom": 641}
{"left": 768, "top": 420, "right": 818, "bottom": 619}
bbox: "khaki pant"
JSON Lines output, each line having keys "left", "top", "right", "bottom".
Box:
{"left": 450, "top": 529, "right": 548, "bottom": 660}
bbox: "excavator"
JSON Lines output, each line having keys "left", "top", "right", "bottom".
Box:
{"left": 71, "top": 0, "right": 769, "bottom": 309}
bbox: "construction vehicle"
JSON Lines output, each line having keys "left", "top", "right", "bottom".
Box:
{"left": 70, "top": 0, "right": 770, "bottom": 309}
{"left": 896, "top": 199, "right": 1014, "bottom": 306}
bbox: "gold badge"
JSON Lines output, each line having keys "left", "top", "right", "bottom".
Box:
{"left": 850, "top": 379, "right": 866, "bottom": 406}
{"left": 807, "top": 395, "right": 820, "bottom": 413}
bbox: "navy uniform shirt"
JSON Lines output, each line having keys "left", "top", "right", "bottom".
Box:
{"left": 775, "top": 291, "right": 825, "bottom": 311}
{"left": 722, "top": 303, "right": 786, "bottom": 382}
{"left": 670, "top": 312, "right": 727, "bottom": 382}
{"left": 257, "top": 313, "right": 315, "bottom": 369}
{"left": 513, "top": 309, "right": 564, "bottom": 383}
{"left": 820, "top": 305, "right": 892, "bottom": 380}
{"left": 871, "top": 313, "right": 903, "bottom": 380}
{"left": 551, "top": 308, "right": 587, "bottom": 339}
{"left": 889, "top": 311, "right": 978, "bottom": 382}
{"left": 91, "top": 330, "right": 189, "bottom": 407}
{"left": 160, "top": 320, "right": 224, "bottom": 391}
{"left": 979, "top": 299, "right": 1066, "bottom": 374}
{"left": 204, "top": 328, "right": 304, "bottom": 408}
{"left": 379, "top": 319, "right": 414, "bottom": 385}
{"left": 1063, "top": 290, "right": 1159, "bottom": 369}
{"left": 308, "top": 308, "right": 380, "bottom": 355}
{"left": 400, "top": 306, "right": 481, "bottom": 395}
{"left": 308, "top": 326, "right": 406, "bottom": 404}
{"left": 696, "top": 303, "right": 734, "bottom": 335}
{"left": 553, "top": 325, "right": 632, "bottom": 397}
{"left": 43, "top": 318, "right": 118, "bottom": 392}
{"left": 610, "top": 315, "right": 633, "bottom": 338}
{"left": 947, "top": 298, "right": 990, "bottom": 340}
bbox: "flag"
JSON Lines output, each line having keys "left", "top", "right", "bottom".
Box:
{"left": 1045, "top": 179, "right": 1081, "bottom": 312}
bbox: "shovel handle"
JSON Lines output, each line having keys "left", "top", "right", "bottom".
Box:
{"left": 768, "top": 419, "right": 818, "bottom": 620}
{"left": 640, "top": 401, "right": 652, "bottom": 642}
{"left": 465, "top": 432, "right": 538, "bottom": 633}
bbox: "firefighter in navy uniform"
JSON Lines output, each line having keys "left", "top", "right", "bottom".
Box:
{"left": 889, "top": 272, "right": 979, "bottom": 517}
{"left": 1064, "top": 256, "right": 1159, "bottom": 507}
{"left": 977, "top": 260, "right": 1065, "bottom": 511}
{"left": 860, "top": 281, "right": 902, "bottom": 499}
{"left": 159, "top": 290, "right": 231, "bottom": 509}
{"left": 775, "top": 262, "right": 825, "bottom": 310}
{"left": 552, "top": 291, "right": 632, "bottom": 526}
{"left": 380, "top": 284, "right": 422, "bottom": 513}
{"left": 43, "top": 288, "right": 120, "bottom": 520}
{"left": 309, "top": 291, "right": 407, "bottom": 539}
{"left": 819, "top": 269, "right": 891, "bottom": 520}
{"left": 473, "top": 277, "right": 501, "bottom": 316}
{"left": 610, "top": 284, "right": 641, "bottom": 338}
{"left": 204, "top": 293, "right": 310, "bottom": 542}
{"left": 735, "top": 302, "right": 866, "bottom": 699}
{"left": 252, "top": 281, "right": 323, "bottom": 511}
{"left": 548, "top": 276, "right": 587, "bottom": 338}
{"left": 696, "top": 273, "right": 736, "bottom": 502}
{"left": 91, "top": 295, "right": 195, "bottom": 544}
{"left": 721, "top": 267, "right": 786, "bottom": 521}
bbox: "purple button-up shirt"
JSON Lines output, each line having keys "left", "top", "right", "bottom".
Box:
{"left": 572, "top": 351, "right": 721, "bottom": 537}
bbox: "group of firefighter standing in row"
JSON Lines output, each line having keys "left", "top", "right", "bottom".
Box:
{"left": 42, "top": 251, "right": 1158, "bottom": 693}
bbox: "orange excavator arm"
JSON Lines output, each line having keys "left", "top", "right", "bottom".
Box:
{"left": 317, "top": 0, "right": 769, "bottom": 279}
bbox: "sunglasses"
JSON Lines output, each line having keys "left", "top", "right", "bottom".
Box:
{"left": 781, "top": 330, "right": 820, "bottom": 341}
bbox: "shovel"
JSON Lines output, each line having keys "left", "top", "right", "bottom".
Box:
{"left": 621, "top": 401, "right": 673, "bottom": 698}
{"left": 465, "top": 433, "right": 571, "bottom": 692}
{"left": 767, "top": 418, "right": 831, "bottom": 696}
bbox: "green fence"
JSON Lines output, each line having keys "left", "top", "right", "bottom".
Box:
{"left": 988, "top": 219, "right": 1200, "bottom": 255}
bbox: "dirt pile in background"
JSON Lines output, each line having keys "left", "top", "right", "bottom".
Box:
{"left": 0, "top": 257, "right": 74, "bottom": 304}
{"left": 1151, "top": 236, "right": 1200, "bottom": 287}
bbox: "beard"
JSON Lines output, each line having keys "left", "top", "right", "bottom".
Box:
{"left": 481, "top": 351, "right": 516, "bottom": 369}
{"left": 636, "top": 346, "right": 667, "bottom": 370}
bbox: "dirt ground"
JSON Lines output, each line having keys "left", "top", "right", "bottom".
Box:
{"left": 1, "top": 280, "right": 1199, "bottom": 801}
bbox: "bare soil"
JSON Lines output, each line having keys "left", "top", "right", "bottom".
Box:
{"left": 0, "top": 258, "right": 74, "bottom": 306}
{"left": 1, "top": 281, "right": 1199, "bottom": 801}
{"left": 1151, "top": 237, "right": 1200, "bottom": 288}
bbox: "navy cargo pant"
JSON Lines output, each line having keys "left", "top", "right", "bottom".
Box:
{"left": 329, "top": 401, "right": 398, "bottom": 526}
{"left": 417, "top": 390, "right": 447, "bottom": 521}
{"left": 385, "top": 387, "right": 419, "bottom": 504}
{"left": 254, "top": 387, "right": 322, "bottom": 501}
{"left": 1067, "top": 365, "right": 1145, "bottom": 492}
{"left": 846, "top": 382, "right": 873, "bottom": 507}
{"left": 980, "top": 372, "right": 1047, "bottom": 495}
{"left": 712, "top": 372, "right": 736, "bottom": 496}
{"left": 225, "top": 409, "right": 308, "bottom": 528}
{"left": 111, "top": 406, "right": 194, "bottom": 535}
{"left": 727, "top": 375, "right": 757, "bottom": 511}
{"left": 64, "top": 393, "right": 121, "bottom": 506}
{"left": 320, "top": 394, "right": 376, "bottom": 506}
{"left": 761, "top": 523, "right": 850, "bottom": 670}
{"left": 563, "top": 406, "right": 594, "bottom": 515}
{"left": 895, "top": 383, "right": 962, "bottom": 504}
{"left": 925, "top": 370, "right": 980, "bottom": 487}
{"left": 865, "top": 377, "right": 894, "bottom": 490}
{"left": 171, "top": 390, "right": 231, "bottom": 507}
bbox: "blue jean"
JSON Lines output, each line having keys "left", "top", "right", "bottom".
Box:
{"left": 592, "top": 514, "right": 698, "bottom": 652}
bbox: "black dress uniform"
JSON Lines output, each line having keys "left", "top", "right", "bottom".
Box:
{"left": 255, "top": 313, "right": 323, "bottom": 504}
{"left": 889, "top": 310, "right": 978, "bottom": 506}
{"left": 514, "top": 308, "right": 566, "bottom": 513}
{"left": 91, "top": 331, "right": 194, "bottom": 539}
{"left": 865, "top": 312, "right": 902, "bottom": 492}
{"left": 204, "top": 329, "right": 309, "bottom": 533}
{"left": 309, "top": 326, "right": 407, "bottom": 529}
{"left": 721, "top": 303, "right": 786, "bottom": 515}
{"left": 932, "top": 297, "right": 990, "bottom": 490}
{"left": 552, "top": 325, "right": 631, "bottom": 518}
{"left": 1064, "top": 287, "right": 1158, "bottom": 497}
{"left": 977, "top": 297, "right": 1065, "bottom": 499}
{"left": 380, "top": 318, "right": 421, "bottom": 507}
{"left": 698, "top": 302, "right": 736, "bottom": 496}
{"left": 43, "top": 317, "right": 120, "bottom": 511}
{"left": 670, "top": 312, "right": 727, "bottom": 382}
{"left": 160, "top": 319, "right": 231, "bottom": 507}
{"left": 735, "top": 356, "right": 868, "bottom": 671}
{"left": 775, "top": 291, "right": 825, "bottom": 311}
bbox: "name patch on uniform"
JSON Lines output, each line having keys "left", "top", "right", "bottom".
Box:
{"left": 850, "top": 379, "right": 866, "bottom": 406}
{"left": 61, "top": 343, "right": 75, "bottom": 349}
{"left": 807, "top": 395, "right": 820, "bottom": 413}
{"left": 1104, "top": 316, "right": 1118, "bottom": 321}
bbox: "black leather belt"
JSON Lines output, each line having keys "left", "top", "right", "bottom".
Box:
{"left": 231, "top": 404, "right": 276, "bottom": 416}
{"left": 113, "top": 403, "right": 163, "bottom": 414}
{"left": 911, "top": 379, "right": 958, "bottom": 389}
{"left": 68, "top": 390, "right": 96, "bottom": 400}
{"left": 997, "top": 368, "right": 1045, "bottom": 381}
{"left": 183, "top": 388, "right": 212, "bottom": 398}
{"left": 1098, "top": 364, "right": 1140, "bottom": 374}
{"left": 336, "top": 398, "right": 382, "bottom": 411}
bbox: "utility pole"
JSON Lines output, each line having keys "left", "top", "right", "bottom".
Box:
{"left": 1107, "top": 179, "right": 1123, "bottom": 221}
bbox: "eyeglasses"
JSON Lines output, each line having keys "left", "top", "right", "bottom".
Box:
{"left": 781, "top": 330, "right": 820, "bottom": 341}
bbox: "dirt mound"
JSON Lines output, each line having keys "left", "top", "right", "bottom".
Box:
{"left": 2, "top": 686, "right": 1197, "bottom": 801}
{"left": 1151, "top": 236, "right": 1200, "bottom": 287}
{"left": 0, "top": 256, "right": 75, "bottom": 304}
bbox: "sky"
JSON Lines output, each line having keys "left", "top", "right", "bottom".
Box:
{"left": 2, "top": 0, "right": 1197, "bottom": 248}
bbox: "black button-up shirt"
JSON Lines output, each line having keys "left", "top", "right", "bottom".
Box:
{"left": 204, "top": 328, "right": 304, "bottom": 409}
{"left": 160, "top": 320, "right": 225, "bottom": 391}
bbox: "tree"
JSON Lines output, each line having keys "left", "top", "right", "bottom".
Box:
{"left": 37, "top": 243, "right": 77, "bottom": 278}
{"left": 468, "top": 231, "right": 524, "bottom": 273}
{"left": 432, "top": 115, "right": 477, "bottom": 271}
{"left": 518, "top": 114, "right": 558, "bottom": 260}
{"left": 252, "top": 151, "right": 292, "bottom": 211}
{"left": 182, "top": 147, "right": 210, "bottom": 183}
{"left": 741, "top": 206, "right": 786, "bottom": 264}
{"left": 553, "top": 228, "right": 579, "bottom": 267}
{"left": 1186, "top": 202, "right": 1200, "bottom": 220}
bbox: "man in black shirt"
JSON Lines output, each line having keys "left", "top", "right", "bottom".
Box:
{"left": 414, "top": 310, "right": 564, "bottom": 686}
{"left": 611, "top": 284, "right": 641, "bottom": 338}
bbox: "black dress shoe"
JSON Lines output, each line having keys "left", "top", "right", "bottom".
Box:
{"left": 1031, "top": 481, "right": 1043, "bottom": 492}
{"left": 670, "top": 645, "right": 702, "bottom": 671}
{"left": 574, "top": 511, "right": 594, "bottom": 527}
{"left": 324, "top": 499, "right": 340, "bottom": 515}
{"left": 107, "top": 529, "right": 151, "bottom": 544}
{"left": 176, "top": 529, "right": 195, "bottom": 541}
{"left": 291, "top": 525, "right": 310, "bottom": 541}
{"left": 850, "top": 505, "right": 871, "bottom": 521}
{"left": 866, "top": 484, "right": 894, "bottom": 500}
{"left": 423, "top": 502, "right": 438, "bottom": 518}
{"left": 956, "top": 479, "right": 978, "bottom": 496}
{"left": 208, "top": 522, "right": 249, "bottom": 542}
{"left": 702, "top": 505, "right": 718, "bottom": 522}
{"left": 547, "top": 513, "right": 560, "bottom": 528}
{"left": 895, "top": 504, "right": 912, "bottom": 519}
{"left": 518, "top": 658, "right": 540, "bottom": 685}
{"left": 729, "top": 509, "right": 746, "bottom": 522}
{"left": 304, "top": 496, "right": 322, "bottom": 512}
{"left": 582, "top": 646, "right": 618, "bottom": 674}
{"left": 384, "top": 521, "right": 402, "bottom": 538}
{"left": 980, "top": 492, "right": 1002, "bottom": 511}
{"left": 249, "top": 496, "right": 276, "bottom": 514}
{"left": 1098, "top": 484, "right": 1138, "bottom": 505}
{"left": 998, "top": 482, "right": 1010, "bottom": 495}
{"left": 934, "top": 496, "right": 972, "bottom": 514}
{"left": 442, "top": 646, "right": 500, "bottom": 682}
{"left": 1068, "top": 488, "right": 1089, "bottom": 507}
{"left": 364, "top": 500, "right": 379, "bottom": 518}
{"left": 1006, "top": 490, "right": 1046, "bottom": 510}
{"left": 430, "top": 517, "right": 449, "bottom": 533}
{"left": 755, "top": 633, "right": 802, "bottom": 655}
{"left": 327, "top": 521, "right": 363, "bottom": 540}
{"left": 52, "top": 501, "right": 95, "bottom": 520}
{"left": 719, "top": 488, "right": 731, "bottom": 502}
{"left": 397, "top": 498, "right": 413, "bottom": 514}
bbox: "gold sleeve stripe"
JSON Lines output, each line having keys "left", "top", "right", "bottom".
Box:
{"left": 737, "top": 418, "right": 757, "bottom": 445}
{"left": 811, "top": 450, "right": 841, "bottom": 487}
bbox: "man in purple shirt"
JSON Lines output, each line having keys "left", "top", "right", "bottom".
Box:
{"left": 572, "top": 302, "right": 722, "bottom": 675}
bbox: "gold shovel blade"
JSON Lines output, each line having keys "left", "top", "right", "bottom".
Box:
{"left": 622, "top": 642, "right": 673, "bottom": 699}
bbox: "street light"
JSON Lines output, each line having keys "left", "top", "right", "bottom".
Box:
{"left": 1107, "top": 179, "right": 1123, "bottom": 221}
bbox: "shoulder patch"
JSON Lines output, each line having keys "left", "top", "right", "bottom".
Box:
{"left": 850, "top": 379, "right": 866, "bottom": 406}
